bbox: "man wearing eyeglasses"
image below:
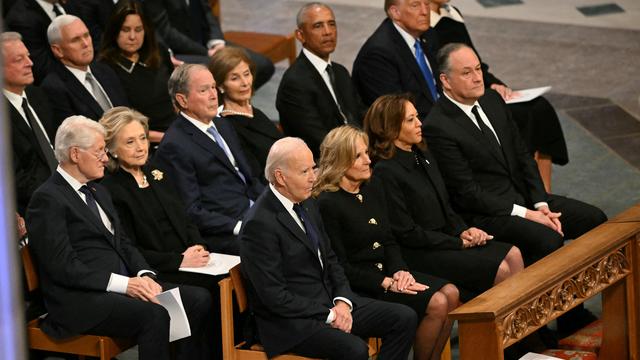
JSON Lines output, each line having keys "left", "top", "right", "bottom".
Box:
{"left": 25, "top": 116, "right": 215, "bottom": 360}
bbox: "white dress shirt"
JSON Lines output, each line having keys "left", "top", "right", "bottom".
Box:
{"left": 35, "top": 0, "right": 66, "bottom": 20}
{"left": 65, "top": 65, "right": 114, "bottom": 108}
{"left": 302, "top": 48, "right": 340, "bottom": 106}
{"left": 430, "top": 4, "right": 465, "bottom": 27}
{"left": 392, "top": 21, "right": 436, "bottom": 75}
{"left": 3, "top": 89, "right": 53, "bottom": 145}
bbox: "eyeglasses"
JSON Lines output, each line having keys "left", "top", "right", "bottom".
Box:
{"left": 77, "top": 147, "right": 108, "bottom": 160}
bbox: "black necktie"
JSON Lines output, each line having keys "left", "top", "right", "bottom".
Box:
{"left": 23, "top": 98, "right": 57, "bottom": 171}
{"left": 471, "top": 105, "right": 501, "bottom": 149}
{"left": 79, "top": 185, "right": 101, "bottom": 220}
{"left": 52, "top": 4, "right": 63, "bottom": 16}
{"left": 325, "top": 64, "right": 349, "bottom": 124}
{"left": 292, "top": 203, "right": 320, "bottom": 252}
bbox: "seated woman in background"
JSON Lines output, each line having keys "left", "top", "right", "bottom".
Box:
{"left": 315, "top": 126, "right": 458, "bottom": 360}
{"left": 209, "top": 47, "right": 282, "bottom": 182}
{"left": 98, "top": 0, "right": 175, "bottom": 144}
{"left": 365, "top": 94, "right": 524, "bottom": 301}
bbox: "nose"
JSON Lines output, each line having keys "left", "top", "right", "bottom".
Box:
{"left": 26, "top": 56, "right": 33, "bottom": 66}
{"left": 128, "top": 30, "right": 136, "bottom": 40}
{"left": 419, "top": 2, "right": 429, "bottom": 14}
{"left": 416, "top": 118, "right": 423, "bottom": 127}
{"left": 363, "top": 153, "right": 371, "bottom": 165}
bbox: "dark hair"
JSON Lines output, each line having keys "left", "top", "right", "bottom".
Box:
{"left": 437, "top": 42, "right": 471, "bottom": 77}
{"left": 364, "top": 93, "right": 423, "bottom": 161}
{"left": 208, "top": 47, "right": 256, "bottom": 103}
{"left": 98, "top": 0, "right": 161, "bottom": 68}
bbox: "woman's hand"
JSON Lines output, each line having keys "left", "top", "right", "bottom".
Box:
{"left": 180, "top": 245, "right": 210, "bottom": 268}
{"left": 383, "top": 272, "right": 429, "bottom": 295}
{"left": 460, "top": 227, "right": 493, "bottom": 247}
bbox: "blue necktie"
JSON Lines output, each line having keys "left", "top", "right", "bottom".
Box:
{"left": 292, "top": 203, "right": 320, "bottom": 252}
{"left": 414, "top": 40, "right": 439, "bottom": 101}
{"left": 206, "top": 125, "right": 247, "bottom": 184}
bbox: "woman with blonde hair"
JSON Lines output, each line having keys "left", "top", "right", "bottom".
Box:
{"left": 315, "top": 125, "right": 457, "bottom": 360}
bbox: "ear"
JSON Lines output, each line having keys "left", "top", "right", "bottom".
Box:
{"left": 388, "top": 5, "right": 400, "bottom": 21}
{"left": 69, "top": 147, "right": 80, "bottom": 163}
{"left": 175, "top": 93, "right": 188, "bottom": 109}
{"left": 439, "top": 73, "right": 451, "bottom": 92}
{"left": 50, "top": 44, "right": 63, "bottom": 59}
{"left": 294, "top": 28, "right": 305, "bottom": 45}
{"left": 274, "top": 168, "right": 286, "bottom": 187}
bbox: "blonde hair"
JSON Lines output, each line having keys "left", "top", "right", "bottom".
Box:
{"left": 313, "top": 125, "right": 369, "bottom": 197}
{"left": 99, "top": 106, "right": 149, "bottom": 172}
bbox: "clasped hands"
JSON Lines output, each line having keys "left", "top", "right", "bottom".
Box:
{"left": 460, "top": 227, "right": 493, "bottom": 248}
{"left": 526, "top": 206, "right": 563, "bottom": 236}
{"left": 126, "top": 275, "right": 163, "bottom": 304}
{"left": 180, "top": 245, "right": 210, "bottom": 268}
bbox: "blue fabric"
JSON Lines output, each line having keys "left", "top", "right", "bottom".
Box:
{"left": 414, "top": 40, "right": 439, "bottom": 101}
{"left": 206, "top": 125, "right": 247, "bottom": 184}
{"left": 293, "top": 203, "right": 320, "bottom": 252}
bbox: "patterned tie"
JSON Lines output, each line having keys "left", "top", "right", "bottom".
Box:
{"left": 206, "top": 125, "right": 247, "bottom": 184}
{"left": 325, "top": 64, "right": 348, "bottom": 124}
{"left": 22, "top": 98, "right": 57, "bottom": 170}
{"left": 414, "top": 40, "right": 439, "bottom": 101}
{"left": 85, "top": 72, "right": 112, "bottom": 112}
{"left": 292, "top": 203, "right": 320, "bottom": 252}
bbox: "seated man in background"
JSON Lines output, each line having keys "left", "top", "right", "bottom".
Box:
{"left": 143, "top": 0, "right": 274, "bottom": 89}
{"left": 2, "top": 32, "right": 57, "bottom": 216}
{"left": 41, "top": 15, "right": 128, "bottom": 124}
{"left": 26, "top": 116, "right": 214, "bottom": 360}
{"left": 276, "top": 2, "right": 366, "bottom": 157}
{"left": 240, "top": 137, "right": 417, "bottom": 359}
{"left": 155, "top": 64, "right": 264, "bottom": 255}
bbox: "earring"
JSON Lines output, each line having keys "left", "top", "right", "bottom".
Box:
{"left": 218, "top": 88, "right": 224, "bottom": 94}
{"left": 113, "top": 153, "right": 118, "bottom": 159}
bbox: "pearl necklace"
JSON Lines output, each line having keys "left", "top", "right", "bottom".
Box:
{"left": 220, "top": 108, "right": 254, "bottom": 118}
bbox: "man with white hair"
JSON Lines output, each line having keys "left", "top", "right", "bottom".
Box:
{"left": 26, "top": 116, "right": 214, "bottom": 360}
{"left": 239, "top": 137, "right": 416, "bottom": 359}
{"left": 41, "top": 15, "right": 128, "bottom": 124}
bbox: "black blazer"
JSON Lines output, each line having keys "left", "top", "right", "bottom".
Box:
{"left": 101, "top": 165, "right": 206, "bottom": 272}
{"left": 25, "top": 172, "right": 151, "bottom": 338}
{"left": 423, "top": 90, "right": 547, "bottom": 219}
{"left": 40, "top": 61, "right": 129, "bottom": 124}
{"left": 353, "top": 17, "right": 439, "bottom": 120}
{"left": 373, "top": 147, "right": 466, "bottom": 250}
{"left": 240, "top": 188, "right": 366, "bottom": 357}
{"left": 8, "top": 86, "right": 56, "bottom": 215}
{"left": 154, "top": 114, "right": 264, "bottom": 238}
{"left": 276, "top": 51, "right": 365, "bottom": 157}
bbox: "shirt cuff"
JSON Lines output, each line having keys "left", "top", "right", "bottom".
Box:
{"left": 326, "top": 309, "right": 335, "bottom": 324}
{"left": 333, "top": 297, "right": 353, "bottom": 311}
{"left": 106, "top": 273, "right": 129, "bottom": 294}
{"left": 206, "top": 39, "right": 225, "bottom": 49}
{"left": 137, "top": 270, "right": 156, "bottom": 278}
{"left": 233, "top": 221, "right": 242, "bottom": 236}
{"left": 511, "top": 204, "right": 527, "bottom": 218}
{"left": 534, "top": 202, "right": 548, "bottom": 210}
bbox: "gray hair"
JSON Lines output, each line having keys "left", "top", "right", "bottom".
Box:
{"left": 47, "top": 14, "right": 82, "bottom": 45}
{"left": 54, "top": 116, "right": 106, "bottom": 163}
{"left": 437, "top": 42, "right": 473, "bottom": 77}
{"left": 168, "top": 63, "right": 209, "bottom": 110}
{"left": 296, "top": 2, "right": 333, "bottom": 28}
{"left": 0, "top": 31, "right": 22, "bottom": 44}
{"left": 265, "top": 137, "right": 308, "bottom": 184}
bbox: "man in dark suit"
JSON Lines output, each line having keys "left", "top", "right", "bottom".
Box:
{"left": 40, "top": 15, "right": 128, "bottom": 124}
{"left": 424, "top": 43, "right": 607, "bottom": 266}
{"left": 276, "top": 3, "right": 366, "bottom": 157}
{"left": 25, "top": 116, "right": 214, "bottom": 360}
{"left": 143, "top": 0, "right": 274, "bottom": 89}
{"left": 155, "top": 64, "right": 264, "bottom": 255}
{"left": 353, "top": 0, "right": 439, "bottom": 120}
{"left": 240, "top": 137, "right": 416, "bottom": 359}
{"left": 2, "top": 32, "right": 57, "bottom": 215}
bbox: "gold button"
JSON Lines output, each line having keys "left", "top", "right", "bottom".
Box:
{"left": 372, "top": 242, "right": 381, "bottom": 250}
{"left": 368, "top": 218, "right": 378, "bottom": 225}
{"left": 375, "top": 263, "right": 383, "bottom": 271}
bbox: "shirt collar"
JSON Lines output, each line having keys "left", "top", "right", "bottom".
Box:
{"left": 3, "top": 89, "right": 26, "bottom": 110}
{"left": 269, "top": 183, "right": 295, "bottom": 213}
{"left": 57, "top": 165, "right": 85, "bottom": 192}
{"left": 430, "top": 5, "right": 464, "bottom": 27}
{"left": 65, "top": 65, "right": 93, "bottom": 84}
{"left": 392, "top": 20, "right": 418, "bottom": 55}
{"left": 180, "top": 111, "right": 215, "bottom": 133}
{"left": 444, "top": 91, "right": 479, "bottom": 119}
{"left": 302, "top": 48, "right": 332, "bottom": 76}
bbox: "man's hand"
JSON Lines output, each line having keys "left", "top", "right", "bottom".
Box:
{"left": 490, "top": 84, "right": 517, "bottom": 101}
{"left": 16, "top": 212, "right": 27, "bottom": 239}
{"left": 126, "top": 276, "right": 163, "bottom": 304}
{"left": 181, "top": 245, "right": 210, "bottom": 268}
{"left": 207, "top": 43, "right": 225, "bottom": 57}
{"left": 525, "top": 209, "right": 562, "bottom": 234}
{"left": 538, "top": 205, "right": 564, "bottom": 236}
{"left": 460, "top": 227, "right": 493, "bottom": 247}
{"left": 330, "top": 300, "right": 353, "bottom": 333}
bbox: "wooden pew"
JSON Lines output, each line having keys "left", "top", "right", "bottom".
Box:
{"left": 450, "top": 204, "right": 640, "bottom": 359}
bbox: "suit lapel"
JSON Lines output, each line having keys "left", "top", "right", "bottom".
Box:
{"left": 478, "top": 95, "right": 517, "bottom": 173}
{"left": 6, "top": 97, "right": 48, "bottom": 164}
{"left": 58, "top": 64, "right": 103, "bottom": 118}
{"left": 299, "top": 53, "right": 343, "bottom": 126}
{"left": 179, "top": 117, "right": 239, "bottom": 174}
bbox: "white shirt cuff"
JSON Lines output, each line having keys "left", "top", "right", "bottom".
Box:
{"left": 326, "top": 309, "right": 335, "bottom": 324}
{"left": 207, "top": 39, "right": 225, "bottom": 49}
{"left": 511, "top": 204, "right": 527, "bottom": 218}
{"left": 534, "top": 202, "right": 548, "bottom": 210}
{"left": 106, "top": 273, "right": 129, "bottom": 294}
{"left": 233, "top": 221, "right": 242, "bottom": 236}
{"left": 325, "top": 297, "right": 353, "bottom": 324}
{"left": 137, "top": 270, "right": 156, "bottom": 277}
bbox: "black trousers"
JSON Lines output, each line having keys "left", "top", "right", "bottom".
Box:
{"left": 472, "top": 194, "right": 607, "bottom": 266}
{"left": 85, "top": 283, "right": 214, "bottom": 360}
{"left": 288, "top": 300, "right": 417, "bottom": 360}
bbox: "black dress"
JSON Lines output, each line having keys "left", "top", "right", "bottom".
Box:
{"left": 373, "top": 146, "right": 512, "bottom": 301}
{"left": 221, "top": 107, "right": 282, "bottom": 183}
{"left": 103, "top": 55, "right": 175, "bottom": 133}
{"left": 430, "top": 7, "right": 568, "bottom": 164}
{"left": 317, "top": 178, "right": 449, "bottom": 316}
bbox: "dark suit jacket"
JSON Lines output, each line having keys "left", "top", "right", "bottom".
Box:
{"left": 144, "top": 0, "right": 222, "bottom": 56}
{"left": 373, "top": 147, "right": 466, "bottom": 251}
{"left": 101, "top": 165, "right": 206, "bottom": 273}
{"left": 25, "top": 171, "right": 152, "bottom": 338}
{"left": 154, "top": 114, "right": 264, "bottom": 239}
{"left": 8, "top": 86, "right": 56, "bottom": 215}
{"left": 423, "top": 90, "right": 548, "bottom": 220}
{"left": 239, "top": 187, "right": 366, "bottom": 357}
{"left": 353, "top": 17, "right": 439, "bottom": 120}
{"left": 40, "top": 61, "right": 129, "bottom": 124}
{"left": 276, "top": 51, "right": 365, "bottom": 157}
{"left": 5, "top": 0, "right": 74, "bottom": 84}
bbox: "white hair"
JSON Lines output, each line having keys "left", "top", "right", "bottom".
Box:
{"left": 54, "top": 116, "right": 105, "bottom": 163}
{"left": 47, "top": 14, "right": 82, "bottom": 45}
{"left": 265, "top": 137, "right": 308, "bottom": 184}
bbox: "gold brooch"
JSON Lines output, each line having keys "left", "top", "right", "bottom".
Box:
{"left": 151, "top": 169, "right": 163, "bottom": 181}
{"left": 368, "top": 218, "right": 377, "bottom": 225}
{"left": 355, "top": 194, "right": 363, "bottom": 203}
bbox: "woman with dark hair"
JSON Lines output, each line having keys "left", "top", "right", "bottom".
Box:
{"left": 209, "top": 47, "right": 281, "bottom": 182}
{"left": 315, "top": 125, "right": 458, "bottom": 360}
{"left": 98, "top": 0, "right": 175, "bottom": 143}
{"left": 365, "top": 93, "right": 524, "bottom": 301}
